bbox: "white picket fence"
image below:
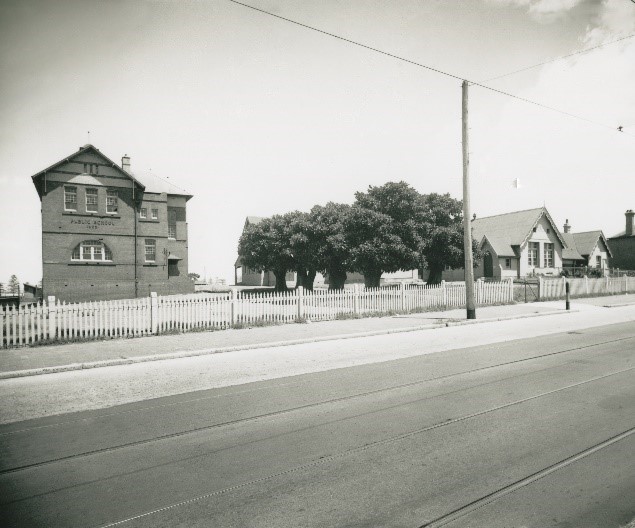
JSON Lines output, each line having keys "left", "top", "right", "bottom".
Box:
{"left": 1, "top": 279, "right": 513, "bottom": 347}
{"left": 539, "top": 275, "right": 635, "bottom": 300}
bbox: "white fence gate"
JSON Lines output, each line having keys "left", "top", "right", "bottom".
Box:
{"left": 1, "top": 279, "right": 513, "bottom": 347}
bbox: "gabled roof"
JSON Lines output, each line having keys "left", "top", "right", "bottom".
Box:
{"left": 31, "top": 144, "right": 145, "bottom": 193}
{"left": 471, "top": 207, "right": 569, "bottom": 257}
{"left": 562, "top": 231, "right": 612, "bottom": 259}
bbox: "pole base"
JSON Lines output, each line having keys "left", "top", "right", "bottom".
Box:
{"left": 466, "top": 308, "right": 476, "bottom": 320}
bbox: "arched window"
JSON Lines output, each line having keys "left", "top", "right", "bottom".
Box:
{"left": 71, "top": 240, "right": 113, "bottom": 261}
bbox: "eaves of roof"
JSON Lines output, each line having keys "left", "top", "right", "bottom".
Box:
{"left": 31, "top": 144, "right": 146, "bottom": 191}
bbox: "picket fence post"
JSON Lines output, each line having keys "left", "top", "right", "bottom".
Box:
{"left": 441, "top": 280, "right": 447, "bottom": 306}
{"left": 150, "top": 292, "right": 158, "bottom": 334}
{"left": 230, "top": 289, "right": 238, "bottom": 325}
{"left": 507, "top": 277, "right": 514, "bottom": 302}
{"left": 537, "top": 277, "right": 543, "bottom": 300}
{"left": 47, "top": 296, "right": 56, "bottom": 341}
{"left": 297, "top": 286, "right": 304, "bottom": 319}
{"left": 353, "top": 284, "right": 360, "bottom": 315}
{"left": 400, "top": 282, "right": 406, "bottom": 311}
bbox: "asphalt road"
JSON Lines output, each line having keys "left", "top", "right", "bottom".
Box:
{"left": 1, "top": 321, "right": 634, "bottom": 527}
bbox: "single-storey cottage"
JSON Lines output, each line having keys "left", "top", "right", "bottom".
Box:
{"left": 560, "top": 219, "right": 611, "bottom": 274}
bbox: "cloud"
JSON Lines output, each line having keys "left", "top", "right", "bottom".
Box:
{"left": 585, "top": 0, "right": 635, "bottom": 45}
{"left": 475, "top": 0, "right": 635, "bottom": 234}
{"left": 487, "top": 0, "right": 584, "bottom": 21}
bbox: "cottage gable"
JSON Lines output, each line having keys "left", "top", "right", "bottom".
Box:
{"left": 472, "top": 207, "right": 570, "bottom": 257}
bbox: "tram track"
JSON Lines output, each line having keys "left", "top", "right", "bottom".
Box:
{"left": 1, "top": 334, "right": 634, "bottom": 476}
{"left": 418, "top": 425, "right": 635, "bottom": 527}
{"left": 3, "top": 333, "right": 633, "bottom": 438}
{"left": 92, "top": 365, "right": 635, "bottom": 528}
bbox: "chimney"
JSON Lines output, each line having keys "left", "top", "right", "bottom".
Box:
{"left": 626, "top": 209, "right": 635, "bottom": 237}
{"left": 563, "top": 219, "right": 571, "bottom": 234}
{"left": 121, "top": 155, "right": 131, "bottom": 173}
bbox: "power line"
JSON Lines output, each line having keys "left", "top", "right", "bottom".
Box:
{"left": 482, "top": 33, "right": 635, "bottom": 82}
{"left": 226, "top": 0, "right": 635, "bottom": 138}
{"left": 227, "top": 0, "right": 463, "bottom": 83}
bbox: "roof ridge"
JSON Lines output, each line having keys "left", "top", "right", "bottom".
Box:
{"left": 473, "top": 207, "right": 544, "bottom": 221}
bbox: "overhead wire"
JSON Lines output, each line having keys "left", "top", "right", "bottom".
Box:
{"left": 482, "top": 33, "right": 635, "bottom": 82}
{"left": 226, "top": 0, "right": 635, "bottom": 138}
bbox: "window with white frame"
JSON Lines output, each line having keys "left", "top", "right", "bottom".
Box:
{"left": 145, "top": 239, "right": 156, "bottom": 262}
{"left": 544, "top": 243, "right": 554, "bottom": 268}
{"left": 106, "top": 190, "right": 118, "bottom": 214}
{"left": 140, "top": 207, "right": 147, "bottom": 219}
{"left": 505, "top": 258, "right": 512, "bottom": 269}
{"left": 71, "top": 240, "right": 112, "bottom": 261}
{"left": 528, "top": 242, "right": 539, "bottom": 267}
{"left": 86, "top": 188, "right": 98, "bottom": 212}
{"left": 151, "top": 208, "right": 158, "bottom": 220}
{"left": 596, "top": 255, "right": 602, "bottom": 268}
{"left": 64, "top": 186, "right": 77, "bottom": 211}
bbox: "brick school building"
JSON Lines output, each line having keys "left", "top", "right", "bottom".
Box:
{"left": 31, "top": 144, "right": 195, "bottom": 302}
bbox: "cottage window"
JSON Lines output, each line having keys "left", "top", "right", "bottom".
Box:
{"left": 140, "top": 207, "right": 147, "bottom": 219}
{"left": 145, "top": 239, "right": 156, "bottom": 262}
{"left": 106, "top": 190, "right": 118, "bottom": 214}
{"left": 71, "top": 240, "right": 112, "bottom": 261}
{"left": 64, "top": 186, "right": 77, "bottom": 211}
{"left": 151, "top": 208, "right": 158, "bottom": 220}
{"left": 505, "top": 258, "right": 512, "bottom": 269}
{"left": 544, "top": 243, "right": 554, "bottom": 268}
{"left": 528, "top": 242, "right": 539, "bottom": 267}
{"left": 86, "top": 188, "right": 98, "bottom": 212}
{"left": 596, "top": 255, "right": 602, "bottom": 268}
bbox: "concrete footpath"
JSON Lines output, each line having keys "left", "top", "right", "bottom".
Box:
{"left": 1, "top": 294, "right": 634, "bottom": 380}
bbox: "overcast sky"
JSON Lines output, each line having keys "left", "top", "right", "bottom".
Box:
{"left": 1, "top": 0, "right": 634, "bottom": 284}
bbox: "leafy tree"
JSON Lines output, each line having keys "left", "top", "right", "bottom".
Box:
{"left": 418, "top": 193, "right": 481, "bottom": 284}
{"left": 348, "top": 182, "right": 424, "bottom": 287}
{"left": 238, "top": 215, "right": 295, "bottom": 291}
{"left": 287, "top": 211, "right": 319, "bottom": 290}
{"left": 310, "top": 203, "right": 352, "bottom": 290}
{"left": 8, "top": 275, "right": 20, "bottom": 295}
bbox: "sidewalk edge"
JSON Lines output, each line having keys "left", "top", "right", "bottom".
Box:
{"left": 0, "top": 309, "right": 573, "bottom": 380}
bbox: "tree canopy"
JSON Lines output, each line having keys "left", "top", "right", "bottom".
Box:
{"left": 237, "top": 182, "right": 480, "bottom": 289}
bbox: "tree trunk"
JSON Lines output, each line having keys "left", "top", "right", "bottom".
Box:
{"left": 363, "top": 270, "right": 382, "bottom": 288}
{"left": 327, "top": 268, "right": 347, "bottom": 290}
{"left": 295, "top": 269, "right": 316, "bottom": 291}
{"left": 305, "top": 269, "right": 316, "bottom": 291}
{"left": 273, "top": 269, "right": 289, "bottom": 291}
{"left": 427, "top": 265, "right": 443, "bottom": 285}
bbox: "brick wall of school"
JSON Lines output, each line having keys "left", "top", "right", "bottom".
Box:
{"left": 38, "top": 150, "right": 194, "bottom": 302}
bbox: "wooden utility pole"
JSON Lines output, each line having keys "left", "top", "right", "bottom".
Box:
{"left": 462, "top": 80, "right": 476, "bottom": 319}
